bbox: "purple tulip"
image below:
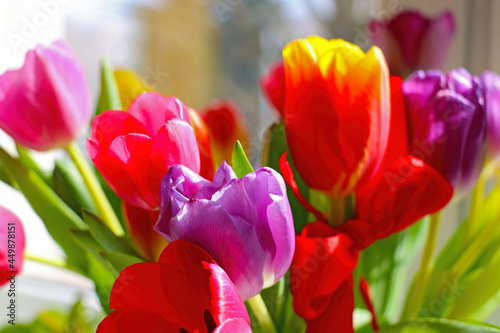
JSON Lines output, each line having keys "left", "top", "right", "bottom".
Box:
{"left": 480, "top": 71, "right": 500, "bottom": 162}
{"left": 156, "top": 162, "right": 295, "bottom": 300}
{"left": 0, "top": 40, "right": 91, "bottom": 151}
{"left": 403, "top": 68, "right": 487, "bottom": 194}
{"left": 368, "top": 10, "right": 455, "bottom": 77}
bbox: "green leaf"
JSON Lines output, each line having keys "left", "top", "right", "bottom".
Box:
{"left": 69, "top": 228, "right": 118, "bottom": 277}
{"left": 87, "top": 254, "right": 116, "bottom": 314}
{"left": 96, "top": 57, "right": 122, "bottom": 115}
{"left": 232, "top": 140, "right": 254, "bottom": 178}
{"left": 53, "top": 160, "right": 96, "bottom": 217}
{"left": 357, "top": 218, "right": 427, "bottom": 323}
{"left": 261, "top": 122, "right": 310, "bottom": 232}
{"left": 82, "top": 209, "right": 138, "bottom": 257}
{"left": 16, "top": 145, "right": 51, "bottom": 185}
{"left": 0, "top": 147, "right": 88, "bottom": 273}
{"left": 100, "top": 251, "right": 144, "bottom": 272}
{"left": 379, "top": 318, "right": 500, "bottom": 332}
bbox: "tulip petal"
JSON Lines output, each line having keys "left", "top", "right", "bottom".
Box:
{"left": 290, "top": 222, "right": 358, "bottom": 319}
{"left": 100, "top": 241, "right": 250, "bottom": 332}
{"left": 418, "top": 11, "right": 455, "bottom": 70}
{"left": 88, "top": 134, "right": 157, "bottom": 209}
{"left": 352, "top": 156, "right": 453, "bottom": 248}
{"left": 481, "top": 71, "right": 500, "bottom": 160}
{"left": 260, "top": 61, "right": 286, "bottom": 118}
{"left": 127, "top": 92, "right": 190, "bottom": 137}
{"left": 149, "top": 119, "right": 201, "bottom": 200}
{"left": 0, "top": 206, "right": 25, "bottom": 286}
{"left": 302, "top": 278, "right": 354, "bottom": 333}
{"left": 90, "top": 111, "right": 148, "bottom": 152}
{"left": 122, "top": 202, "right": 167, "bottom": 262}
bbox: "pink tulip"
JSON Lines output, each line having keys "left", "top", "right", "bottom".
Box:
{"left": 368, "top": 11, "right": 455, "bottom": 77}
{"left": 0, "top": 40, "right": 91, "bottom": 151}
{"left": 0, "top": 206, "right": 25, "bottom": 286}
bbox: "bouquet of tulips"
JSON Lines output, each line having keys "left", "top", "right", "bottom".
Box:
{"left": 2, "top": 9, "right": 500, "bottom": 333}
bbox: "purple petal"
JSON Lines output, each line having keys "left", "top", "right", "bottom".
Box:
{"left": 417, "top": 11, "right": 455, "bottom": 69}
{"left": 480, "top": 71, "right": 500, "bottom": 160}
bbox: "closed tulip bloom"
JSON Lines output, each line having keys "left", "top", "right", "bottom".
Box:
{"left": 87, "top": 92, "right": 200, "bottom": 210}
{"left": 404, "top": 69, "right": 488, "bottom": 194}
{"left": 0, "top": 206, "right": 26, "bottom": 285}
{"left": 0, "top": 40, "right": 91, "bottom": 151}
{"left": 283, "top": 36, "right": 390, "bottom": 197}
{"left": 202, "top": 99, "right": 251, "bottom": 168}
{"left": 368, "top": 10, "right": 455, "bottom": 77}
{"left": 156, "top": 162, "right": 295, "bottom": 300}
{"left": 97, "top": 241, "right": 251, "bottom": 332}
{"left": 479, "top": 71, "right": 500, "bottom": 162}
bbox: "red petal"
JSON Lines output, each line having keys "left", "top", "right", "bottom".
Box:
{"left": 290, "top": 222, "right": 359, "bottom": 319}
{"left": 101, "top": 241, "right": 249, "bottom": 331}
{"left": 260, "top": 61, "right": 286, "bottom": 119}
{"left": 377, "top": 76, "right": 409, "bottom": 173}
{"left": 187, "top": 106, "right": 215, "bottom": 180}
{"left": 303, "top": 277, "right": 354, "bottom": 333}
{"left": 122, "top": 202, "right": 167, "bottom": 262}
{"left": 149, "top": 119, "right": 201, "bottom": 201}
{"left": 89, "top": 134, "right": 157, "bottom": 209}
{"left": 90, "top": 111, "right": 148, "bottom": 153}
{"left": 352, "top": 156, "right": 453, "bottom": 248}
{"left": 127, "top": 92, "right": 190, "bottom": 137}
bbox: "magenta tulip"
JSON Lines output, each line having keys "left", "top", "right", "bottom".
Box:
{"left": 369, "top": 10, "right": 455, "bottom": 77}
{"left": 156, "top": 162, "right": 295, "bottom": 300}
{"left": 0, "top": 40, "right": 91, "bottom": 151}
{"left": 0, "top": 206, "right": 25, "bottom": 286}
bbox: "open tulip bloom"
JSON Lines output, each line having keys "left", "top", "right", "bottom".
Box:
{"left": 3, "top": 15, "right": 500, "bottom": 333}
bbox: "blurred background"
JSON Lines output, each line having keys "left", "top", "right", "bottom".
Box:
{"left": 1, "top": 0, "right": 500, "bottom": 328}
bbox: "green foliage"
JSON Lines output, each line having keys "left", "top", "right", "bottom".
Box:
{"left": 379, "top": 318, "right": 500, "bottom": 332}
{"left": 232, "top": 140, "right": 254, "bottom": 178}
{"left": 262, "top": 122, "right": 310, "bottom": 232}
{"left": 95, "top": 57, "right": 122, "bottom": 115}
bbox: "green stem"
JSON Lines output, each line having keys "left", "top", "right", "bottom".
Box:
{"left": 246, "top": 294, "right": 277, "bottom": 333}
{"left": 26, "top": 254, "right": 66, "bottom": 268}
{"left": 403, "top": 212, "right": 441, "bottom": 319}
{"left": 463, "top": 177, "right": 484, "bottom": 241}
{"left": 65, "top": 142, "right": 124, "bottom": 236}
{"left": 327, "top": 197, "right": 345, "bottom": 227}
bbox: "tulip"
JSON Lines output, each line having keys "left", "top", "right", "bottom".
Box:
{"left": 404, "top": 69, "right": 488, "bottom": 194}
{"left": 368, "top": 10, "right": 455, "bottom": 77}
{"left": 122, "top": 203, "right": 167, "bottom": 262}
{"left": 0, "top": 40, "right": 91, "bottom": 151}
{"left": 479, "top": 71, "right": 500, "bottom": 163}
{"left": 87, "top": 92, "right": 200, "bottom": 210}
{"left": 156, "top": 162, "right": 295, "bottom": 300}
{"left": 285, "top": 155, "right": 452, "bottom": 332}
{"left": 261, "top": 61, "right": 286, "bottom": 119}
{"left": 283, "top": 36, "right": 390, "bottom": 197}
{"left": 97, "top": 241, "right": 251, "bottom": 332}
{"left": 113, "top": 69, "right": 153, "bottom": 110}
{"left": 202, "top": 99, "right": 251, "bottom": 168}
{"left": 0, "top": 206, "right": 25, "bottom": 286}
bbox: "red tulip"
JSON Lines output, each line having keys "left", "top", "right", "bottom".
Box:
{"left": 97, "top": 241, "right": 251, "bottom": 332}
{"left": 283, "top": 37, "right": 390, "bottom": 197}
{"left": 202, "top": 99, "right": 251, "bottom": 167}
{"left": 87, "top": 92, "right": 200, "bottom": 210}
{"left": 285, "top": 155, "right": 452, "bottom": 332}
{"left": 261, "top": 61, "right": 286, "bottom": 119}
{"left": 0, "top": 40, "right": 91, "bottom": 151}
{"left": 122, "top": 203, "right": 167, "bottom": 262}
{"left": 0, "top": 206, "right": 25, "bottom": 286}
